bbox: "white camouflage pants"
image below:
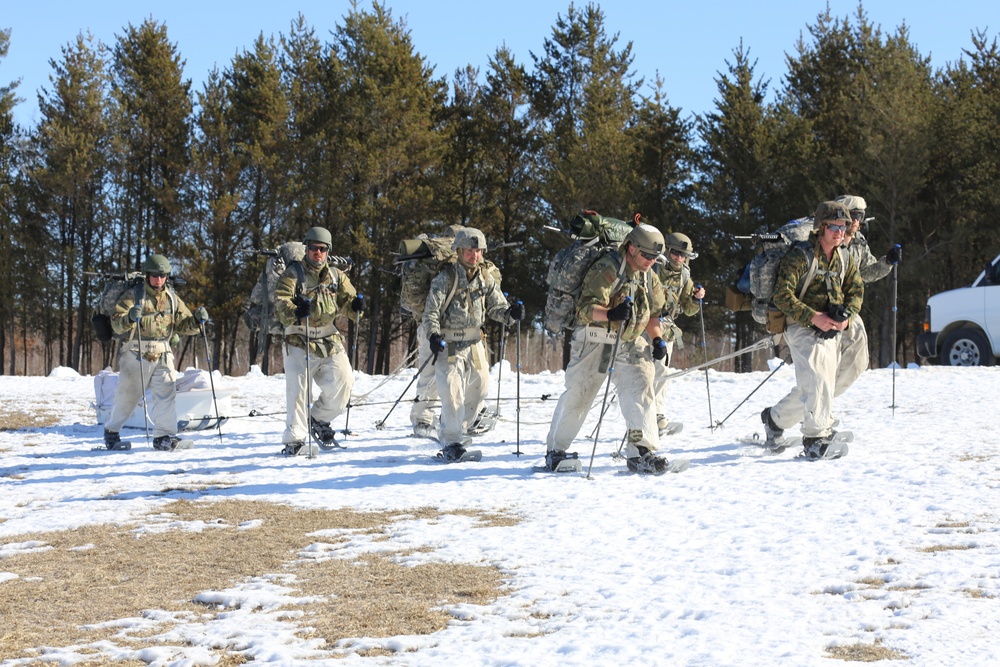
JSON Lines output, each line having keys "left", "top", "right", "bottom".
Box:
{"left": 282, "top": 342, "right": 353, "bottom": 444}
{"left": 770, "top": 315, "right": 868, "bottom": 431}
{"left": 106, "top": 348, "right": 179, "bottom": 438}
{"left": 546, "top": 326, "right": 659, "bottom": 458}
{"left": 433, "top": 340, "right": 489, "bottom": 445}
{"left": 650, "top": 338, "right": 677, "bottom": 418}
{"left": 774, "top": 323, "right": 840, "bottom": 438}
{"left": 409, "top": 322, "right": 439, "bottom": 427}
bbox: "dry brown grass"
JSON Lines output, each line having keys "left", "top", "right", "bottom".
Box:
{"left": 825, "top": 638, "right": 910, "bottom": 662}
{"left": 0, "top": 407, "right": 61, "bottom": 430}
{"left": 934, "top": 522, "right": 971, "bottom": 528}
{"left": 916, "top": 544, "right": 973, "bottom": 553}
{"left": 0, "top": 499, "right": 511, "bottom": 662}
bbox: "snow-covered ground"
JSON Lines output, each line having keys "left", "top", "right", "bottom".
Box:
{"left": 2, "top": 355, "right": 999, "bottom": 666}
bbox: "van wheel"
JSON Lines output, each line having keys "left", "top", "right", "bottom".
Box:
{"left": 940, "top": 328, "right": 995, "bottom": 366}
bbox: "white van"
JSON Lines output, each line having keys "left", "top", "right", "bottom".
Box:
{"left": 916, "top": 253, "right": 1000, "bottom": 366}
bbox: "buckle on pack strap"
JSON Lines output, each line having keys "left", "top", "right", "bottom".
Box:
{"left": 283, "top": 323, "right": 340, "bottom": 339}
{"left": 442, "top": 327, "right": 482, "bottom": 342}
{"left": 585, "top": 327, "right": 618, "bottom": 344}
{"left": 126, "top": 340, "right": 169, "bottom": 356}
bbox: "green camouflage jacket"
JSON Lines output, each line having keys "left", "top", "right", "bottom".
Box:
{"left": 275, "top": 260, "right": 358, "bottom": 357}
{"left": 577, "top": 249, "right": 665, "bottom": 342}
{"left": 656, "top": 262, "right": 699, "bottom": 341}
{"left": 423, "top": 262, "right": 511, "bottom": 346}
{"left": 772, "top": 235, "right": 864, "bottom": 328}
{"left": 111, "top": 282, "right": 199, "bottom": 341}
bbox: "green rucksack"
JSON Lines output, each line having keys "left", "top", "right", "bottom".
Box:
{"left": 543, "top": 210, "right": 633, "bottom": 335}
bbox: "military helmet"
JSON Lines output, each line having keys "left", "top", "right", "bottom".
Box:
{"left": 813, "top": 201, "right": 852, "bottom": 230}
{"left": 625, "top": 223, "right": 665, "bottom": 257}
{"left": 142, "top": 254, "right": 172, "bottom": 276}
{"left": 665, "top": 232, "right": 697, "bottom": 259}
{"left": 442, "top": 224, "right": 465, "bottom": 238}
{"left": 452, "top": 227, "right": 487, "bottom": 251}
{"left": 303, "top": 226, "right": 333, "bottom": 246}
{"left": 835, "top": 194, "right": 867, "bottom": 214}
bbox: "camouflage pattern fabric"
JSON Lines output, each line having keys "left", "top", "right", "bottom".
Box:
{"left": 772, "top": 235, "right": 864, "bottom": 328}
{"left": 423, "top": 263, "right": 511, "bottom": 344}
{"left": 275, "top": 260, "right": 358, "bottom": 358}
{"left": 656, "top": 262, "right": 699, "bottom": 342}
{"left": 577, "top": 249, "right": 665, "bottom": 342}
{"left": 111, "top": 282, "right": 199, "bottom": 342}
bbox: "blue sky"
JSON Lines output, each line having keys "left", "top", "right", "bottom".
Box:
{"left": 3, "top": 1, "right": 996, "bottom": 129}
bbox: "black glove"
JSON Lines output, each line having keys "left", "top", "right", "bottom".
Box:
{"left": 606, "top": 297, "right": 633, "bottom": 322}
{"left": 351, "top": 294, "right": 366, "bottom": 313}
{"left": 292, "top": 295, "right": 312, "bottom": 321}
{"left": 428, "top": 332, "right": 446, "bottom": 363}
{"left": 885, "top": 244, "right": 902, "bottom": 265}
{"left": 827, "top": 304, "right": 849, "bottom": 323}
{"left": 652, "top": 337, "right": 668, "bottom": 362}
{"left": 508, "top": 301, "right": 525, "bottom": 322}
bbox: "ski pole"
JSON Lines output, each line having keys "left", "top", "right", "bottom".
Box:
{"left": 375, "top": 353, "right": 435, "bottom": 430}
{"left": 890, "top": 256, "right": 899, "bottom": 413}
{"left": 199, "top": 319, "right": 224, "bottom": 445}
{"left": 713, "top": 360, "right": 784, "bottom": 429}
{"left": 586, "top": 298, "right": 630, "bottom": 480}
{"left": 495, "top": 319, "right": 506, "bottom": 419}
{"left": 341, "top": 297, "right": 362, "bottom": 437}
{"left": 696, "top": 285, "right": 715, "bottom": 429}
{"left": 133, "top": 306, "right": 152, "bottom": 449}
{"left": 515, "top": 306, "right": 522, "bottom": 456}
{"left": 665, "top": 335, "right": 779, "bottom": 380}
{"left": 304, "top": 303, "right": 316, "bottom": 459}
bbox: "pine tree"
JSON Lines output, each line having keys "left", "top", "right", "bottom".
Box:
{"left": 0, "top": 28, "right": 21, "bottom": 373}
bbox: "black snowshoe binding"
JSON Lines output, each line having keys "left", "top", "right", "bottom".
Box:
{"left": 545, "top": 450, "right": 582, "bottom": 473}
{"left": 625, "top": 445, "right": 690, "bottom": 475}
{"left": 152, "top": 435, "right": 180, "bottom": 451}
{"left": 310, "top": 417, "right": 343, "bottom": 450}
{"left": 282, "top": 440, "right": 318, "bottom": 457}
{"left": 436, "top": 442, "right": 482, "bottom": 463}
{"left": 802, "top": 432, "right": 850, "bottom": 460}
{"left": 104, "top": 429, "right": 131, "bottom": 451}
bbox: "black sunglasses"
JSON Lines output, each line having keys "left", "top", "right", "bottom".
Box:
{"left": 307, "top": 244, "right": 329, "bottom": 253}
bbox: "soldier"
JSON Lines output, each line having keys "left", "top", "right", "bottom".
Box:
{"left": 760, "top": 195, "right": 901, "bottom": 449}
{"left": 769, "top": 201, "right": 864, "bottom": 459}
{"left": 544, "top": 223, "right": 676, "bottom": 474}
{"left": 422, "top": 227, "right": 522, "bottom": 462}
{"left": 651, "top": 232, "right": 706, "bottom": 436}
{"left": 274, "top": 227, "right": 364, "bottom": 456}
{"left": 103, "top": 255, "right": 208, "bottom": 451}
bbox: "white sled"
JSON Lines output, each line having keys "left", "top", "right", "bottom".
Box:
{"left": 92, "top": 367, "right": 235, "bottom": 432}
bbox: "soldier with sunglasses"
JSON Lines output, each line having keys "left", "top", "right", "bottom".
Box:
{"left": 274, "top": 227, "right": 365, "bottom": 456}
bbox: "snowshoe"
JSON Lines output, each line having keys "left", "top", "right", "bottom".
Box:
{"left": 104, "top": 429, "right": 131, "bottom": 451}
{"left": 543, "top": 450, "right": 582, "bottom": 473}
{"left": 626, "top": 446, "right": 689, "bottom": 475}
{"left": 801, "top": 432, "right": 852, "bottom": 460}
{"left": 467, "top": 407, "right": 499, "bottom": 436}
{"left": 152, "top": 435, "right": 193, "bottom": 451}
{"left": 435, "top": 442, "right": 482, "bottom": 463}
{"left": 658, "top": 420, "right": 684, "bottom": 437}
{"left": 310, "top": 417, "right": 340, "bottom": 448}
{"left": 281, "top": 440, "right": 319, "bottom": 457}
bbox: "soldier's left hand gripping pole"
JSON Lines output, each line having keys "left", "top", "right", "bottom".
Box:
{"left": 132, "top": 304, "right": 152, "bottom": 449}
{"left": 697, "top": 285, "right": 715, "bottom": 429}
{"left": 199, "top": 315, "right": 223, "bottom": 445}
{"left": 586, "top": 297, "right": 630, "bottom": 480}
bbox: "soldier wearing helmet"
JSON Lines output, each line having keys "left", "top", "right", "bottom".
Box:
{"left": 761, "top": 195, "right": 901, "bottom": 452}
{"left": 649, "top": 231, "right": 706, "bottom": 437}
{"left": 544, "top": 220, "right": 682, "bottom": 475}
{"left": 274, "top": 227, "right": 365, "bottom": 456}
{"left": 422, "top": 226, "right": 521, "bottom": 462}
{"left": 103, "top": 254, "right": 210, "bottom": 451}
{"left": 767, "top": 201, "right": 864, "bottom": 459}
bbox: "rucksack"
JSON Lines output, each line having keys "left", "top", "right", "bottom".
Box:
{"left": 91, "top": 272, "right": 144, "bottom": 342}
{"left": 243, "top": 241, "right": 350, "bottom": 337}
{"left": 543, "top": 210, "right": 633, "bottom": 335}
{"left": 395, "top": 234, "right": 502, "bottom": 320}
